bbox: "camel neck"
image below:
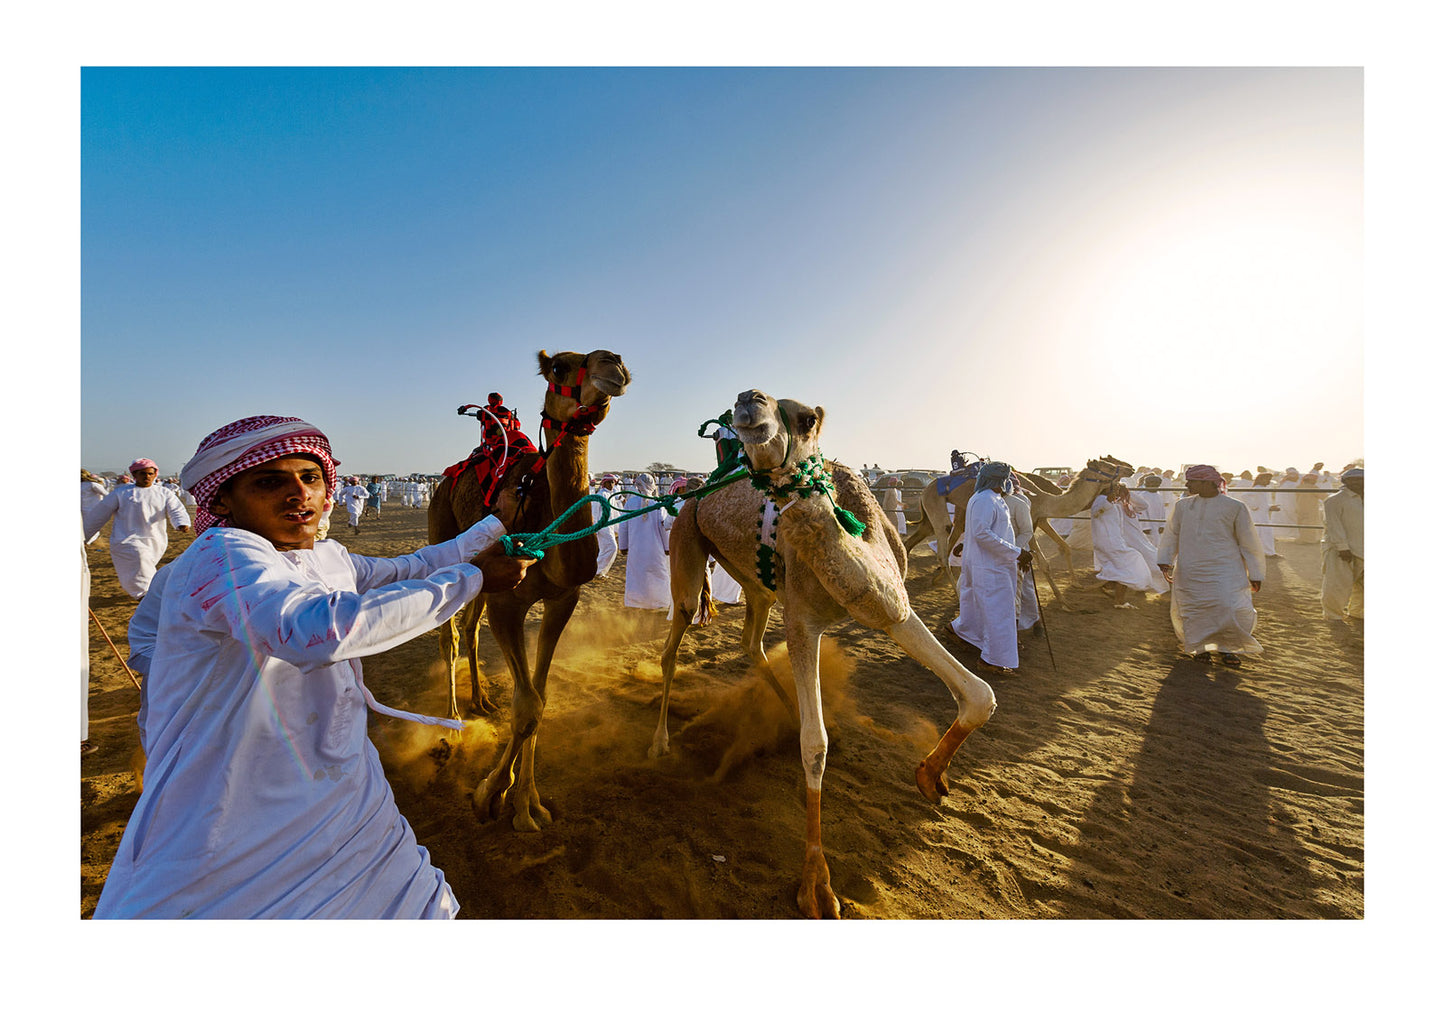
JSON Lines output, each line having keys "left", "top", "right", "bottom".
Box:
{"left": 544, "top": 429, "right": 593, "bottom": 518}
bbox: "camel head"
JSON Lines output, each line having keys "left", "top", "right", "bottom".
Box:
{"left": 537, "top": 349, "right": 632, "bottom": 433}
{"left": 732, "top": 389, "right": 825, "bottom": 474}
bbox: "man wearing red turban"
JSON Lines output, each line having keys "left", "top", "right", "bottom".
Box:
{"left": 1156, "top": 465, "right": 1267, "bottom": 667}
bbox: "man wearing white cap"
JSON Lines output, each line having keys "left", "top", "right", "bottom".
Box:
{"left": 82, "top": 457, "right": 191, "bottom": 597}
{"left": 336, "top": 475, "right": 369, "bottom": 532}
{"left": 1321, "top": 467, "right": 1364, "bottom": 622}
{"left": 95, "top": 415, "right": 529, "bottom": 919}
{"left": 592, "top": 474, "right": 624, "bottom": 577}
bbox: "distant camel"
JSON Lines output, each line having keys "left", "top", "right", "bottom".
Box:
{"left": 904, "top": 456, "right": 1134, "bottom": 600}
{"left": 654, "top": 389, "right": 997, "bottom": 918}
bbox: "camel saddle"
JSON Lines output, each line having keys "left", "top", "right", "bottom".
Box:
{"left": 935, "top": 460, "right": 1025, "bottom": 499}
{"left": 443, "top": 424, "right": 542, "bottom": 515}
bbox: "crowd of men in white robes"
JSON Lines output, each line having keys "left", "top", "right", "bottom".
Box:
{"left": 935, "top": 458, "right": 1364, "bottom": 674}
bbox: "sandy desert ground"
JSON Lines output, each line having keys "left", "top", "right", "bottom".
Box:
{"left": 81, "top": 502, "right": 1364, "bottom": 921}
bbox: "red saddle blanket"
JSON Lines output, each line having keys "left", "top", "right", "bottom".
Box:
{"left": 443, "top": 427, "right": 540, "bottom": 512}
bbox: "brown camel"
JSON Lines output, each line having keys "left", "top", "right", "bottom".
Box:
{"left": 904, "top": 456, "right": 1134, "bottom": 598}
{"left": 427, "top": 349, "right": 631, "bottom": 831}
{"left": 654, "top": 389, "right": 997, "bottom": 918}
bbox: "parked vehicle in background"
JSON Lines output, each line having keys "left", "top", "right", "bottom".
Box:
{"left": 1032, "top": 466, "right": 1073, "bottom": 484}
{"left": 869, "top": 468, "right": 944, "bottom": 524}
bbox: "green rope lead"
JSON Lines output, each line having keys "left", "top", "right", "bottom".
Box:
{"left": 499, "top": 410, "right": 866, "bottom": 558}
{"left": 499, "top": 470, "right": 749, "bottom": 559}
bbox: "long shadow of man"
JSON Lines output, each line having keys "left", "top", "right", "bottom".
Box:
{"left": 1065, "top": 660, "right": 1324, "bottom": 917}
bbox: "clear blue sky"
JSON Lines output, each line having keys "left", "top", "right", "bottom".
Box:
{"left": 81, "top": 66, "right": 1362, "bottom": 478}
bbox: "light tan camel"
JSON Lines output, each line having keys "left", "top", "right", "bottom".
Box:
{"left": 654, "top": 389, "right": 997, "bottom": 918}
{"left": 427, "top": 349, "right": 631, "bottom": 831}
{"left": 904, "top": 456, "right": 1134, "bottom": 596}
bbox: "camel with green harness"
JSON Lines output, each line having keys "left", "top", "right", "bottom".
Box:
{"left": 644, "top": 389, "right": 999, "bottom": 918}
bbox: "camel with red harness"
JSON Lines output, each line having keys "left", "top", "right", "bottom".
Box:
{"left": 654, "top": 389, "right": 997, "bottom": 917}
{"left": 428, "top": 349, "right": 631, "bottom": 831}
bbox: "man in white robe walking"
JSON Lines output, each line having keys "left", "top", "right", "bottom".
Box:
{"left": 618, "top": 473, "right": 671, "bottom": 609}
{"left": 1321, "top": 467, "right": 1363, "bottom": 622}
{"left": 952, "top": 461, "right": 1032, "bottom": 673}
{"left": 1236, "top": 472, "right": 1280, "bottom": 557}
{"left": 1003, "top": 484, "right": 1040, "bottom": 632}
{"left": 94, "top": 415, "right": 529, "bottom": 919}
{"left": 592, "top": 474, "right": 624, "bottom": 578}
{"left": 1156, "top": 465, "right": 1267, "bottom": 668}
{"left": 82, "top": 457, "right": 192, "bottom": 597}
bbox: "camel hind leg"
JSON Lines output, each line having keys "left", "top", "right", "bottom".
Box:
{"left": 653, "top": 511, "right": 713, "bottom": 759}
{"left": 883, "top": 611, "right": 997, "bottom": 803}
{"left": 439, "top": 616, "right": 463, "bottom": 720}
{"left": 459, "top": 595, "right": 500, "bottom": 715}
{"left": 902, "top": 513, "right": 933, "bottom": 553}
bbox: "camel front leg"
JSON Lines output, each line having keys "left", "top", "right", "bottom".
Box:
{"left": 472, "top": 598, "right": 537, "bottom": 825}
{"left": 884, "top": 611, "right": 996, "bottom": 803}
{"left": 509, "top": 730, "right": 551, "bottom": 831}
{"left": 741, "top": 591, "right": 796, "bottom": 724}
{"left": 784, "top": 613, "right": 840, "bottom": 918}
{"left": 1027, "top": 534, "right": 1070, "bottom": 611}
{"left": 653, "top": 608, "right": 693, "bottom": 759}
{"left": 504, "top": 589, "right": 580, "bottom": 832}
{"left": 1036, "top": 518, "right": 1074, "bottom": 575}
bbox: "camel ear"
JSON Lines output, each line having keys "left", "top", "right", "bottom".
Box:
{"left": 537, "top": 350, "right": 553, "bottom": 376}
{"left": 809, "top": 406, "right": 825, "bottom": 437}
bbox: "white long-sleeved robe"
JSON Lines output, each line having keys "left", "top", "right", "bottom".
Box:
{"left": 881, "top": 486, "right": 906, "bottom": 534}
{"left": 94, "top": 516, "right": 505, "bottom": 919}
{"left": 952, "top": 489, "right": 1022, "bottom": 669}
{"left": 1273, "top": 478, "right": 1300, "bottom": 541}
{"left": 1156, "top": 494, "right": 1267, "bottom": 655}
{"left": 1235, "top": 486, "right": 1278, "bottom": 556}
{"left": 1120, "top": 502, "right": 1170, "bottom": 594}
{"left": 1089, "top": 495, "right": 1153, "bottom": 592}
{"left": 1005, "top": 491, "right": 1039, "bottom": 630}
{"left": 592, "top": 487, "right": 625, "bottom": 578}
{"left": 82, "top": 483, "right": 191, "bottom": 597}
{"left": 618, "top": 483, "right": 671, "bottom": 610}
{"left": 1321, "top": 488, "right": 1364, "bottom": 620}
{"left": 337, "top": 484, "right": 368, "bottom": 525}
{"left": 1134, "top": 488, "right": 1167, "bottom": 544}
{"left": 82, "top": 480, "right": 108, "bottom": 544}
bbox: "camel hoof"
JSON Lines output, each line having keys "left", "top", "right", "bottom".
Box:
{"left": 512, "top": 811, "right": 542, "bottom": 833}
{"left": 797, "top": 882, "right": 842, "bottom": 919}
{"left": 647, "top": 737, "right": 670, "bottom": 759}
{"left": 915, "top": 761, "right": 949, "bottom": 804}
{"left": 469, "top": 696, "right": 500, "bottom": 717}
{"left": 471, "top": 780, "right": 506, "bottom": 824}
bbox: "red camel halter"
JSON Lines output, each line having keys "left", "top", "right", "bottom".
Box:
{"left": 448, "top": 366, "right": 605, "bottom": 527}
{"left": 540, "top": 364, "right": 602, "bottom": 436}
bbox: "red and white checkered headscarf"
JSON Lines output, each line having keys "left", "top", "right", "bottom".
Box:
{"left": 181, "top": 415, "right": 339, "bottom": 533}
{"left": 1184, "top": 464, "right": 1227, "bottom": 492}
